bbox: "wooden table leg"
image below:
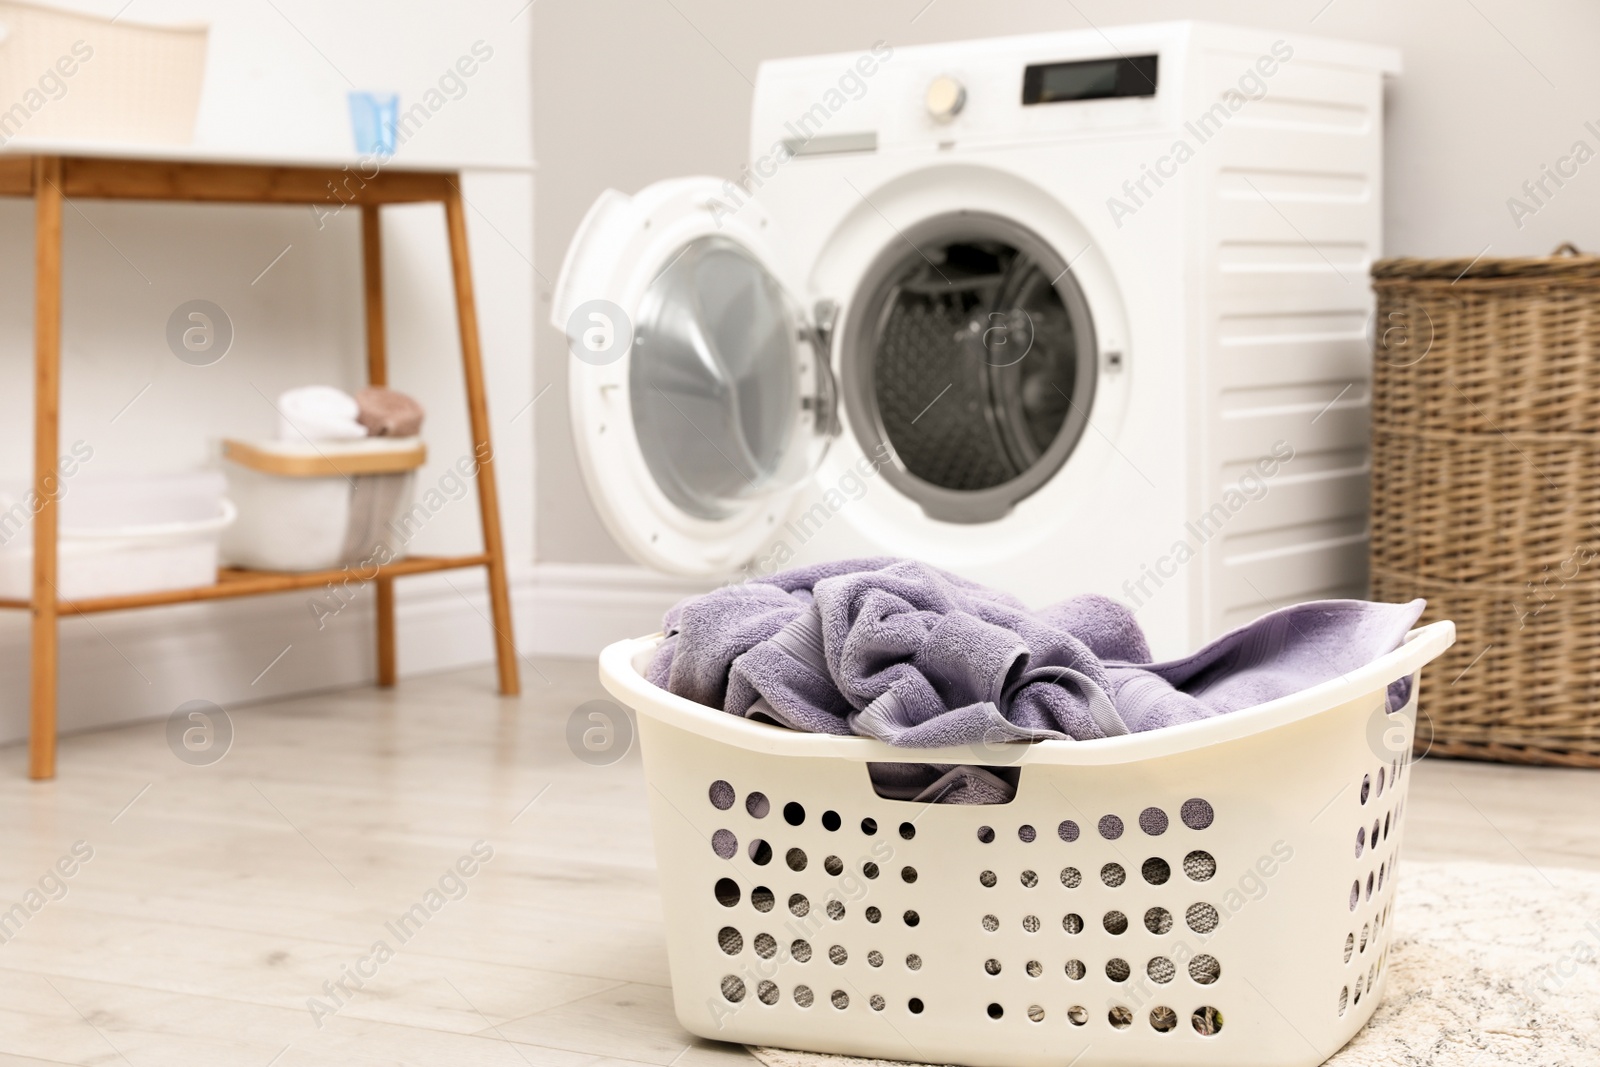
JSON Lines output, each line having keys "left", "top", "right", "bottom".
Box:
{"left": 30, "top": 157, "right": 64, "bottom": 780}
{"left": 442, "top": 182, "right": 519, "bottom": 696}
{"left": 361, "top": 204, "right": 397, "bottom": 688}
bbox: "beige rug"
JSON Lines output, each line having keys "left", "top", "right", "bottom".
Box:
{"left": 749, "top": 860, "right": 1600, "bottom": 1067}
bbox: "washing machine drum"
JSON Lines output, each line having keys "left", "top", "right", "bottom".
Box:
{"left": 842, "top": 213, "right": 1097, "bottom": 524}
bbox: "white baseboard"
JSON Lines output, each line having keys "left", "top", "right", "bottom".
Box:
{"left": 0, "top": 562, "right": 708, "bottom": 748}
{"left": 519, "top": 561, "right": 708, "bottom": 657}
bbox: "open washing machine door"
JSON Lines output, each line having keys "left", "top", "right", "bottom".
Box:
{"left": 553, "top": 177, "right": 839, "bottom": 576}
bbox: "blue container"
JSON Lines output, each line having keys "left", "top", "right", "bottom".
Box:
{"left": 348, "top": 91, "right": 399, "bottom": 156}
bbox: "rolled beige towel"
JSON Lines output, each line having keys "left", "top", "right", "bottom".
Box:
{"left": 355, "top": 386, "right": 425, "bottom": 437}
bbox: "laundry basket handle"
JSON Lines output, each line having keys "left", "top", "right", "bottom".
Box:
{"left": 1375, "top": 619, "right": 1456, "bottom": 688}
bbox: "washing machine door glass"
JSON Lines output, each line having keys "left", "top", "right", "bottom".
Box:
{"left": 632, "top": 236, "right": 836, "bottom": 521}
{"left": 841, "top": 213, "right": 1097, "bottom": 524}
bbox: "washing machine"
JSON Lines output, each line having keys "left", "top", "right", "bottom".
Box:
{"left": 552, "top": 21, "right": 1400, "bottom": 657}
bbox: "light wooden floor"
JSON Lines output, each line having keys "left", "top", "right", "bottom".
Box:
{"left": 1, "top": 660, "right": 1596, "bottom": 1066}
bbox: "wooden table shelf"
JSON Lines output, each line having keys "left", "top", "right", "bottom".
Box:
{"left": 0, "top": 554, "right": 492, "bottom": 615}
{"left": 3, "top": 150, "right": 521, "bottom": 779}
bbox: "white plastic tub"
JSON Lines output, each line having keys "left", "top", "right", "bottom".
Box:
{"left": 220, "top": 437, "right": 426, "bottom": 572}
{"left": 0, "top": 471, "right": 233, "bottom": 601}
{"left": 599, "top": 619, "right": 1456, "bottom": 1067}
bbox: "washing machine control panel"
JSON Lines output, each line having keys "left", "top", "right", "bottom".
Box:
{"left": 751, "top": 32, "right": 1174, "bottom": 153}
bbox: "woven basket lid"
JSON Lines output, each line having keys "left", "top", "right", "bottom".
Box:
{"left": 1373, "top": 243, "right": 1600, "bottom": 281}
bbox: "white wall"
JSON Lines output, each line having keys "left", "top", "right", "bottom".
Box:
{"left": 0, "top": 0, "right": 535, "bottom": 744}
{"left": 532, "top": 0, "right": 1600, "bottom": 566}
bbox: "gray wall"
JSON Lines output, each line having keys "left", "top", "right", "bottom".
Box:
{"left": 533, "top": 0, "right": 1600, "bottom": 564}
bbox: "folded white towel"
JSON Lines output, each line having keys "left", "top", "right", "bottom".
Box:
{"left": 278, "top": 386, "right": 367, "bottom": 442}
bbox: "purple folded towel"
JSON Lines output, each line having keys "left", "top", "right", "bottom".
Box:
{"left": 650, "top": 558, "right": 1425, "bottom": 803}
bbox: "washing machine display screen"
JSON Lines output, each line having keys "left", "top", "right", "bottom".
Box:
{"left": 1022, "top": 54, "right": 1158, "bottom": 105}
{"left": 630, "top": 237, "right": 803, "bottom": 521}
{"left": 842, "top": 215, "right": 1097, "bottom": 524}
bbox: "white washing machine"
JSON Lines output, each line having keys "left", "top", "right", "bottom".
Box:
{"left": 552, "top": 21, "right": 1400, "bottom": 657}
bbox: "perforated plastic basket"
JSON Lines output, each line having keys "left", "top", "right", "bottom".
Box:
{"left": 599, "top": 620, "right": 1454, "bottom": 1067}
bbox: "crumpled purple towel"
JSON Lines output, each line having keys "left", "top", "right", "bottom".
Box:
{"left": 1104, "top": 599, "right": 1425, "bottom": 732}
{"left": 815, "top": 561, "right": 1130, "bottom": 746}
{"left": 649, "top": 558, "right": 1425, "bottom": 803}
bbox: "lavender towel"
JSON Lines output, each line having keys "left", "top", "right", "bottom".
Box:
{"left": 650, "top": 559, "right": 1424, "bottom": 803}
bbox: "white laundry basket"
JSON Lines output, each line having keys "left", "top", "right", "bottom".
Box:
{"left": 220, "top": 437, "right": 425, "bottom": 572}
{"left": 0, "top": 0, "right": 208, "bottom": 146}
{"left": 598, "top": 619, "right": 1455, "bottom": 1067}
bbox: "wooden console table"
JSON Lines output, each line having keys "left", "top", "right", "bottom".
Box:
{"left": 0, "top": 150, "right": 521, "bottom": 779}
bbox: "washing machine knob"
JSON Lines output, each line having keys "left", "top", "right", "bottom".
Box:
{"left": 925, "top": 75, "right": 966, "bottom": 122}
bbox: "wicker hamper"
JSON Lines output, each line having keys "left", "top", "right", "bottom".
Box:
{"left": 1370, "top": 246, "right": 1600, "bottom": 767}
